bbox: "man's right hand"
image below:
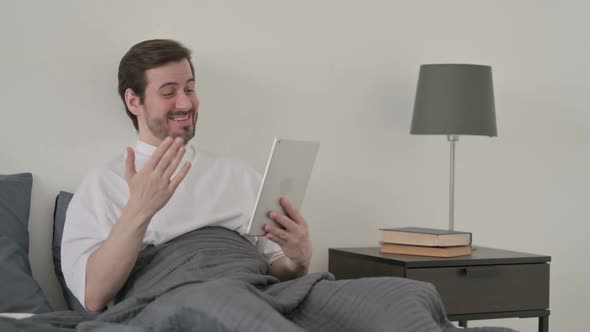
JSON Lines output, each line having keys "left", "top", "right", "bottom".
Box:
{"left": 125, "top": 136, "right": 192, "bottom": 222}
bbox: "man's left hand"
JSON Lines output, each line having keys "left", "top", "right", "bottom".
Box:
{"left": 264, "top": 197, "right": 312, "bottom": 271}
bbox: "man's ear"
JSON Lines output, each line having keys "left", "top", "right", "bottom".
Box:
{"left": 125, "top": 88, "right": 142, "bottom": 116}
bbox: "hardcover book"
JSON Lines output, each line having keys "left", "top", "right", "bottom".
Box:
{"left": 379, "top": 227, "right": 472, "bottom": 247}
{"left": 379, "top": 243, "right": 472, "bottom": 258}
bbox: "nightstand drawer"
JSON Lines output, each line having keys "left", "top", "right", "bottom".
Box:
{"left": 406, "top": 263, "right": 549, "bottom": 315}
{"left": 329, "top": 252, "right": 405, "bottom": 279}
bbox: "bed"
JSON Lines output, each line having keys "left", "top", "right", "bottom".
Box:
{"left": 0, "top": 173, "right": 515, "bottom": 331}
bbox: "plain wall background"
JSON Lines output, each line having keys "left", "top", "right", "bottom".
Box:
{"left": 1, "top": 1, "right": 588, "bottom": 330}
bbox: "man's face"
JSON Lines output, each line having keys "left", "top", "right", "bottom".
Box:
{"left": 136, "top": 59, "right": 199, "bottom": 145}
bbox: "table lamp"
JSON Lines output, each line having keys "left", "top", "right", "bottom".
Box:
{"left": 410, "top": 64, "right": 497, "bottom": 231}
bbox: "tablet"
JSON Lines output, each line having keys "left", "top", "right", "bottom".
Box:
{"left": 246, "top": 138, "right": 320, "bottom": 236}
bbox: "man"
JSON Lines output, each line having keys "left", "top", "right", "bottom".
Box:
{"left": 59, "top": 39, "right": 476, "bottom": 332}
{"left": 61, "top": 39, "right": 312, "bottom": 313}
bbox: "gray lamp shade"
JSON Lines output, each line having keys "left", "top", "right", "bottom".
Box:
{"left": 411, "top": 64, "right": 497, "bottom": 136}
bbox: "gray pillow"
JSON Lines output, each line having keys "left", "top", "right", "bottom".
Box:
{"left": 52, "top": 191, "right": 88, "bottom": 314}
{"left": 0, "top": 173, "right": 51, "bottom": 313}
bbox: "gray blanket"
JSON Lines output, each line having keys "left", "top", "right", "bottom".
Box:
{"left": 1, "top": 227, "right": 515, "bottom": 331}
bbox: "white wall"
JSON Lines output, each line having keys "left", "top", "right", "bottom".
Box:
{"left": 1, "top": 1, "right": 587, "bottom": 330}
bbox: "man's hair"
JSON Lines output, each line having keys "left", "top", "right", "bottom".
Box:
{"left": 118, "top": 39, "right": 194, "bottom": 131}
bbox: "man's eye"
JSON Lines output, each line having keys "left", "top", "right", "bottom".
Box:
{"left": 185, "top": 89, "right": 194, "bottom": 94}
{"left": 162, "top": 91, "right": 174, "bottom": 97}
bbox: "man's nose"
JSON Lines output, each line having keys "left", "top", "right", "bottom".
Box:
{"left": 175, "top": 91, "right": 192, "bottom": 110}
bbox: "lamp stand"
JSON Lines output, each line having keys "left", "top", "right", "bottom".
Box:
{"left": 447, "top": 135, "right": 458, "bottom": 231}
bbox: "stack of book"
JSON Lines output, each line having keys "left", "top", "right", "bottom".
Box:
{"left": 379, "top": 227, "right": 473, "bottom": 258}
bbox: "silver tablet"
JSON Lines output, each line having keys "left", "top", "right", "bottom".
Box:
{"left": 247, "top": 138, "right": 320, "bottom": 236}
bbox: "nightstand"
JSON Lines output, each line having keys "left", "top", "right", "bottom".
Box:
{"left": 328, "top": 246, "right": 550, "bottom": 332}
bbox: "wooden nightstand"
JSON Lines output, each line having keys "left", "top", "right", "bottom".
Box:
{"left": 328, "top": 246, "right": 550, "bottom": 332}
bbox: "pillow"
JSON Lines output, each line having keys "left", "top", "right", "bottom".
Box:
{"left": 52, "top": 191, "right": 87, "bottom": 313}
{"left": 0, "top": 173, "right": 51, "bottom": 313}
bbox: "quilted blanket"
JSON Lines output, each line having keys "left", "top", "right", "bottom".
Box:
{"left": 0, "top": 227, "right": 515, "bottom": 331}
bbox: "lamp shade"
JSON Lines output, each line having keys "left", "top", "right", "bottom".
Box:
{"left": 411, "top": 64, "right": 497, "bottom": 136}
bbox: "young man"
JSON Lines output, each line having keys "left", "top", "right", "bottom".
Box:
{"left": 58, "top": 39, "right": 488, "bottom": 332}
{"left": 61, "top": 39, "right": 312, "bottom": 313}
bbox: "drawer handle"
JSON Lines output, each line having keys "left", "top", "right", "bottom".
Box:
{"left": 461, "top": 267, "right": 499, "bottom": 278}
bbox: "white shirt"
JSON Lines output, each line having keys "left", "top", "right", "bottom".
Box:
{"left": 61, "top": 141, "right": 284, "bottom": 308}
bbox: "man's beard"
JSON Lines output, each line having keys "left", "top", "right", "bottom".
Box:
{"left": 145, "top": 109, "right": 197, "bottom": 143}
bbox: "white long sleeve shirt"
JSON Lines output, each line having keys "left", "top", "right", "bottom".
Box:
{"left": 61, "top": 141, "right": 284, "bottom": 308}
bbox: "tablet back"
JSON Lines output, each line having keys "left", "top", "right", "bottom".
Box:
{"left": 247, "top": 138, "right": 320, "bottom": 236}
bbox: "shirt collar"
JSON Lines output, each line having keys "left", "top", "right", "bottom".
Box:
{"left": 135, "top": 140, "right": 196, "bottom": 162}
